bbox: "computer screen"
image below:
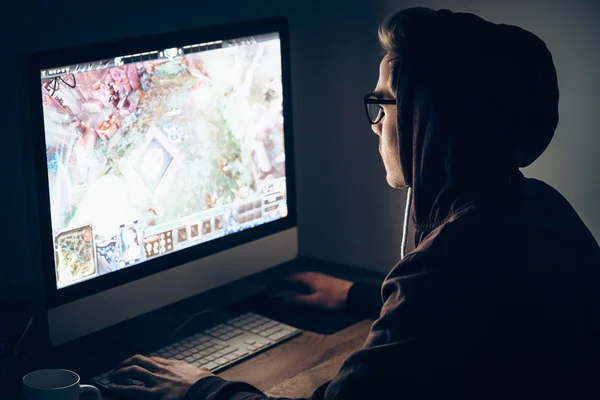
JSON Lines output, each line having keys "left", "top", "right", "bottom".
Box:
{"left": 39, "top": 33, "right": 288, "bottom": 289}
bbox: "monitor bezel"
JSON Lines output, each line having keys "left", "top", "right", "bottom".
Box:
{"left": 27, "top": 16, "right": 297, "bottom": 309}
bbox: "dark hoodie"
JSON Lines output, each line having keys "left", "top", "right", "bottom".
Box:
{"left": 187, "top": 8, "right": 600, "bottom": 400}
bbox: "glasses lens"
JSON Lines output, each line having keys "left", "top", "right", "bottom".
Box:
{"left": 367, "top": 102, "right": 383, "bottom": 124}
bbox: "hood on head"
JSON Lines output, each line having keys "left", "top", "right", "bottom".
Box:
{"left": 386, "top": 8, "right": 559, "bottom": 245}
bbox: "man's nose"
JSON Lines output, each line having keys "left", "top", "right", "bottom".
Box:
{"left": 371, "top": 123, "right": 382, "bottom": 136}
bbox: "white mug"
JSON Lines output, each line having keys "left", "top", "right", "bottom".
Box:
{"left": 22, "top": 369, "right": 102, "bottom": 400}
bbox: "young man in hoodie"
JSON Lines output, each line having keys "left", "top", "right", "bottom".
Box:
{"left": 109, "top": 7, "right": 600, "bottom": 400}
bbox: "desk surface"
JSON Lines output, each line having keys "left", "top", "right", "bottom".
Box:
{"left": 98, "top": 319, "right": 373, "bottom": 399}
{"left": 12, "top": 257, "right": 382, "bottom": 399}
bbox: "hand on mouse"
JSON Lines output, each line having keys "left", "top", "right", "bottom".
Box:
{"left": 277, "top": 272, "right": 354, "bottom": 311}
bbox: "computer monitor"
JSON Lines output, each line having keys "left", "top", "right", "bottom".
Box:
{"left": 26, "top": 17, "right": 297, "bottom": 345}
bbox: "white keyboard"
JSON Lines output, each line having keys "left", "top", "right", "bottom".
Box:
{"left": 91, "top": 312, "right": 301, "bottom": 388}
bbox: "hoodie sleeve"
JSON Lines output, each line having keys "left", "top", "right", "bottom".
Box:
{"left": 185, "top": 376, "right": 330, "bottom": 400}
{"left": 345, "top": 281, "right": 383, "bottom": 319}
{"left": 185, "top": 247, "right": 477, "bottom": 400}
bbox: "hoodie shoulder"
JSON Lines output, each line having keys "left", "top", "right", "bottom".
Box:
{"left": 406, "top": 177, "right": 599, "bottom": 275}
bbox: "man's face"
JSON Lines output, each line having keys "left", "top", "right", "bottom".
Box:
{"left": 371, "top": 59, "right": 406, "bottom": 189}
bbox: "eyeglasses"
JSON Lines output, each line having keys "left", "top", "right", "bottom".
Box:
{"left": 364, "top": 93, "right": 396, "bottom": 125}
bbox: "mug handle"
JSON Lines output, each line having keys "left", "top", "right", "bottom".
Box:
{"left": 80, "top": 384, "right": 103, "bottom": 399}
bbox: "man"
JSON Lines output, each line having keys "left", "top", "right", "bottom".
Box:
{"left": 109, "top": 7, "right": 600, "bottom": 400}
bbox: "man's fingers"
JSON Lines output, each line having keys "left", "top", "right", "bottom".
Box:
{"left": 118, "top": 354, "right": 162, "bottom": 372}
{"left": 108, "top": 383, "right": 154, "bottom": 399}
{"left": 149, "top": 356, "right": 174, "bottom": 365}
{"left": 110, "top": 365, "right": 156, "bottom": 386}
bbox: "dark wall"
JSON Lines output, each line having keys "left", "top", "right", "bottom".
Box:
{"left": 2, "top": 0, "right": 598, "bottom": 306}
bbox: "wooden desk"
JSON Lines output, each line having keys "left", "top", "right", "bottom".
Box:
{"left": 17, "top": 257, "right": 383, "bottom": 400}
{"left": 222, "top": 320, "right": 373, "bottom": 398}
{"left": 98, "top": 319, "right": 373, "bottom": 400}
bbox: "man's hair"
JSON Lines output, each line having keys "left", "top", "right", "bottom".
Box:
{"left": 377, "top": 11, "right": 401, "bottom": 90}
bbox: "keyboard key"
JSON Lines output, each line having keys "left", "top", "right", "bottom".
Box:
{"left": 191, "top": 357, "right": 205, "bottom": 365}
{"left": 261, "top": 328, "right": 273, "bottom": 336}
{"left": 224, "top": 354, "right": 238, "bottom": 361}
{"left": 213, "top": 351, "right": 225, "bottom": 357}
{"left": 205, "top": 355, "right": 216, "bottom": 361}
{"left": 246, "top": 345, "right": 258, "bottom": 351}
{"left": 185, "top": 357, "right": 196, "bottom": 363}
{"left": 221, "top": 347, "right": 236, "bottom": 355}
{"left": 234, "top": 349, "right": 250, "bottom": 357}
{"left": 214, "top": 358, "right": 228, "bottom": 366}
{"left": 268, "top": 332, "right": 287, "bottom": 341}
{"left": 243, "top": 339, "right": 256, "bottom": 345}
{"left": 214, "top": 344, "right": 225, "bottom": 350}
{"left": 203, "top": 362, "right": 218, "bottom": 370}
{"left": 174, "top": 355, "right": 185, "bottom": 360}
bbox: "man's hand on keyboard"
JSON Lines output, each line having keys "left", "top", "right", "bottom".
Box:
{"left": 108, "top": 354, "right": 215, "bottom": 399}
